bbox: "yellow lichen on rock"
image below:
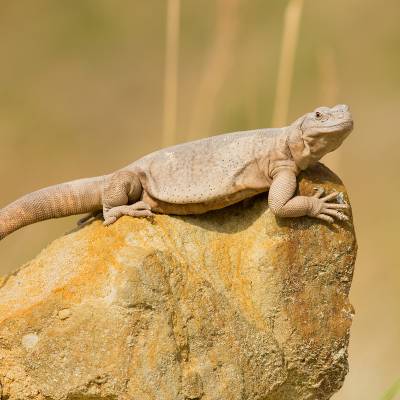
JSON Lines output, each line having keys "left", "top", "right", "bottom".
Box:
{"left": 0, "top": 164, "right": 356, "bottom": 400}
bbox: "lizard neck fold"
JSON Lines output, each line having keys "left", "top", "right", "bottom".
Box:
{"left": 287, "top": 126, "right": 313, "bottom": 170}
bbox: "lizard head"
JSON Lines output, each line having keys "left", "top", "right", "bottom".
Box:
{"left": 288, "top": 104, "right": 353, "bottom": 169}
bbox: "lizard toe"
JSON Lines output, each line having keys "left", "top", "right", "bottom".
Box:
{"left": 103, "top": 216, "right": 118, "bottom": 226}
{"left": 316, "top": 214, "right": 334, "bottom": 223}
{"left": 125, "top": 209, "right": 153, "bottom": 218}
{"left": 313, "top": 187, "right": 325, "bottom": 198}
{"left": 323, "top": 209, "right": 349, "bottom": 221}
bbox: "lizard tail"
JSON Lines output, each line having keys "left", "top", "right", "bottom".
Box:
{"left": 0, "top": 176, "right": 106, "bottom": 240}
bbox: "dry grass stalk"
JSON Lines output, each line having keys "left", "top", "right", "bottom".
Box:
{"left": 318, "top": 48, "right": 342, "bottom": 172}
{"left": 162, "top": 0, "right": 180, "bottom": 146}
{"left": 188, "top": 0, "right": 240, "bottom": 139}
{"left": 272, "top": 0, "right": 304, "bottom": 127}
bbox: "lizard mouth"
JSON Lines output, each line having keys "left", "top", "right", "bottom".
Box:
{"left": 319, "top": 120, "right": 354, "bottom": 132}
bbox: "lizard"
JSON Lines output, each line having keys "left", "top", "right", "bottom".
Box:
{"left": 0, "top": 104, "right": 353, "bottom": 240}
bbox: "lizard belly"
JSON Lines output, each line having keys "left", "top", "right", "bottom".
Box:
{"left": 138, "top": 159, "right": 269, "bottom": 204}
{"left": 138, "top": 158, "right": 270, "bottom": 214}
{"left": 142, "top": 187, "right": 267, "bottom": 215}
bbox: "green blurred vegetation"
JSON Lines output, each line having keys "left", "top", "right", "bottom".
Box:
{"left": 0, "top": 1, "right": 399, "bottom": 399}
{"left": 381, "top": 379, "right": 400, "bottom": 400}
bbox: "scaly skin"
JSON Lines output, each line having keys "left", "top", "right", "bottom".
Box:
{"left": 0, "top": 105, "right": 353, "bottom": 240}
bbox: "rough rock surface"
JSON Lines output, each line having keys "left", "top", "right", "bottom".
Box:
{"left": 0, "top": 164, "right": 357, "bottom": 400}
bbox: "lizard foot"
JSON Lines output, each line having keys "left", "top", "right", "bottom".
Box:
{"left": 103, "top": 202, "right": 154, "bottom": 226}
{"left": 310, "top": 188, "right": 349, "bottom": 223}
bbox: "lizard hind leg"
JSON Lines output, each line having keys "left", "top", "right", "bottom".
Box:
{"left": 102, "top": 170, "right": 153, "bottom": 226}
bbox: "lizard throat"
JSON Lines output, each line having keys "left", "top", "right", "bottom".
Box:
{"left": 287, "top": 128, "right": 312, "bottom": 170}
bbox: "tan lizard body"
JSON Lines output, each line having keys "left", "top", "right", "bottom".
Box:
{"left": 0, "top": 105, "right": 353, "bottom": 240}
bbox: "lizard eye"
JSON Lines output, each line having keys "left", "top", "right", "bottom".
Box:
{"left": 315, "top": 111, "right": 322, "bottom": 119}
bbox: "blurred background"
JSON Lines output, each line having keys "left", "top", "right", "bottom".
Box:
{"left": 0, "top": 1, "right": 398, "bottom": 398}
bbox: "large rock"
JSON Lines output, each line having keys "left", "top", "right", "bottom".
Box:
{"left": 0, "top": 164, "right": 356, "bottom": 400}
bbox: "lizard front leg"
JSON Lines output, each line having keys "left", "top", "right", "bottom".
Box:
{"left": 267, "top": 169, "right": 349, "bottom": 223}
{"left": 102, "top": 170, "right": 153, "bottom": 225}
